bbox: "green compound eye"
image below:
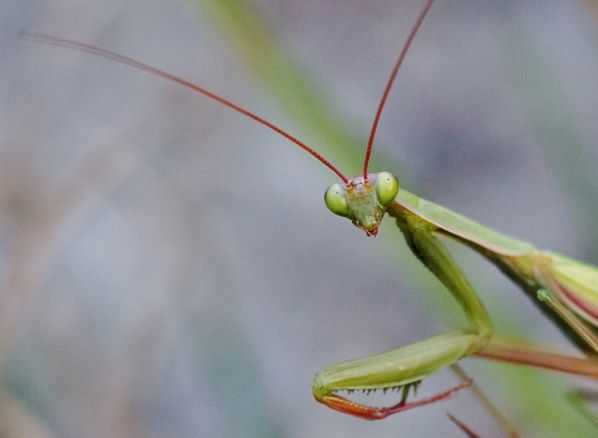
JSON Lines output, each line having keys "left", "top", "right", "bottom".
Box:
{"left": 324, "top": 183, "right": 349, "bottom": 217}
{"left": 375, "top": 171, "right": 399, "bottom": 206}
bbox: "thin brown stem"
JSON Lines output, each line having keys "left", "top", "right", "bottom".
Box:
{"left": 447, "top": 412, "right": 481, "bottom": 438}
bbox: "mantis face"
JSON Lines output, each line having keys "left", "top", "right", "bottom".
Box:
{"left": 324, "top": 171, "right": 399, "bottom": 236}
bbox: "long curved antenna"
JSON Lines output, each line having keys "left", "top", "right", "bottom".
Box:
{"left": 363, "top": 0, "right": 436, "bottom": 179}
{"left": 20, "top": 30, "right": 349, "bottom": 184}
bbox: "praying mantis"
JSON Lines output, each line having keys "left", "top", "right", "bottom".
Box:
{"left": 21, "top": 0, "right": 598, "bottom": 428}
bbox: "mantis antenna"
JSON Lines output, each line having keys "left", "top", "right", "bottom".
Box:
{"left": 362, "top": 0, "right": 436, "bottom": 179}
{"left": 19, "top": 30, "right": 350, "bottom": 184}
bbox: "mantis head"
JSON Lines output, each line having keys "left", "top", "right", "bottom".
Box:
{"left": 324, "top": 172, "right": 399, "bottom": 236}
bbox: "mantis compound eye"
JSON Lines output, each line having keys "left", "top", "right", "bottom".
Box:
{"left": 375, "top": 171, "right": 399, "bottom": 206}
{"left": 324, "top": 183, "right": 350, "bottom": 217}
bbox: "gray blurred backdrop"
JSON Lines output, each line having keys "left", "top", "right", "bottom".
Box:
{"left": 2, "top": 0, "right": 598, "bottom": 437}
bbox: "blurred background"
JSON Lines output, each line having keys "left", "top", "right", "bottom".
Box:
{"left": 2, "top": 0, "right": 598, "bottom": 436}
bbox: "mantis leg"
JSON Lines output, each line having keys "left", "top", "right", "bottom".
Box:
{"left": 312, "top": 208, "right": 493, "bottom": 419}
{"left": 534, "top": 265, "right": 598, "bottom": 353}
{"left": 312, "top": 330, "right": 479, "bottom": 419}
{"left": 517, "top": 254, "right": 598, "bottom": 353}
{"left": 475, "top": 337, "right": 598, "bottom": 379}
{"left": 538, "top": 289, "right": 598, "bottom": 353}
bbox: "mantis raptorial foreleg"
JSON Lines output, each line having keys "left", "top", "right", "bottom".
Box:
{"left": 312, "top": 203, "right": 492, "bottom": 419}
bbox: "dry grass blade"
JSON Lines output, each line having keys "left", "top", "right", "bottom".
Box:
{"left": 447, "top": 411, "right": 481, "bottom": 438}
{"left": 451, "top": 364, "right": 519, "bottom": 438}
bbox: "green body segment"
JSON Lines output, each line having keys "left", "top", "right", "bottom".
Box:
{"left": 398, "top": 189, "right": 598, "bottom": 330}
{"left": 397, "top": 189, "right": 535, "bottom": 256}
